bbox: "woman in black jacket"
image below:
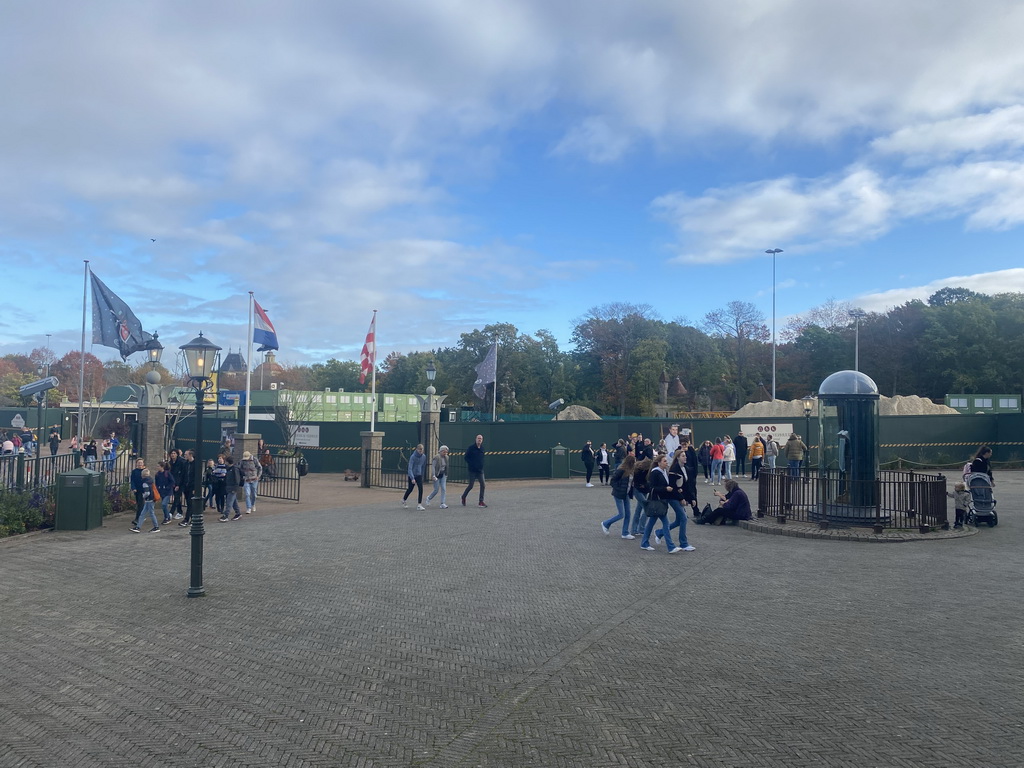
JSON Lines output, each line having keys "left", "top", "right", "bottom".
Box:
{"left": 970, "top": 446, "right": 994, "bottom": 483}
{"left": 601, "top": 455, "right": 636, "bottom": 539}
{"left": 640, "top": 454, "right": 684, "bottom": 554}
{"left": 629, "top": 457, "right": 652, "bottom": 536}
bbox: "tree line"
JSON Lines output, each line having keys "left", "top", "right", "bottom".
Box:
{"left": 2, "top": 287, "right": 1017, "bottom": 415}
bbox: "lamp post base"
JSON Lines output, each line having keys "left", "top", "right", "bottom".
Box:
{"left": 187, "top": 496, "right": 206, "bottom": 598}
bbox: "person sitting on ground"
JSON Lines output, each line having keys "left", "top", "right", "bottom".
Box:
{"left": 703, "top": 478, "right": 752, "bottom": 526}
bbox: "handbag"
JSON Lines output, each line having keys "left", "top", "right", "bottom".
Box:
{"left": 645, "top": 497, "right": 669, "bottom": 519}
{"left": 696, "top": 502, "right": 713, "bottom": 525}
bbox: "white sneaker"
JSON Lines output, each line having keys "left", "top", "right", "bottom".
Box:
{"left": 402, "top": 501, "right": 408, "bottom": 508}
{"left": 621, "top": 534, "right": 635, "bottom": 540}
{"left": 439, "top": 504, "right": 448, "bottom": 509}
{"left": 416, "top": 504, "right": 425, "bottom": 510}
{"left": 245, "top": 508, "right": 252, "bottom": 514}
{"left": 704, "top": 479, "right": 710, "bottom": 484}
{"left": 669, "top": 547, "right": 684, "bottom": 554}
{"left": 174, "top": 513, "right": 183, "bottom": 519}
{"left": 601, "top": 523, "right": 610, "bottom": 535}
{"left": 682, "top": 545, "right": 696, "bottom": 551}
{"left": 654, "top": 534, "right": 663, "bottom": 545}
{"left": 641, "top": 545, "right": 655, "bottom": 551}
{"left": 585, "top": 483, "right": 594, "bottom": 488}
{"left": 251, "top": 505, "right": 256, "bottom": 513}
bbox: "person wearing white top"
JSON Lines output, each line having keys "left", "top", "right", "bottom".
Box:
{"left": 722, "top": 437, "right": 736, "bottom": 480}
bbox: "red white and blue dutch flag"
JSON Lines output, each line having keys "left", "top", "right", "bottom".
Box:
{"left": 253, "top": 299, "right": 279, "bottom": 352}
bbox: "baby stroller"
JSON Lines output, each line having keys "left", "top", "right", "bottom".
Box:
{"left": 965, "top": 473, "right": 998, "bottom": 527}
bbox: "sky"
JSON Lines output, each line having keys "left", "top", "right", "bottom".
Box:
{"left": 3, "top": 1, "right": 1024, "bottom": 371}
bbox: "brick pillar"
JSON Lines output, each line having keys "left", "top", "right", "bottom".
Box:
{"left": 139, "top": 405, "right": 166, "bottom": 465}
{"left": 234, "top": 433, "right": 262, "bottom": 463}
{"left": 360, "top": 431, "right": 384, "bottom": 488}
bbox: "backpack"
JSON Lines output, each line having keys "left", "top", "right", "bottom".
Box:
{"left": 696, "top": 503, "right": 714, "bottom": 524}
{"left": 297, "top": 457, "right": 309, "bottom": 477}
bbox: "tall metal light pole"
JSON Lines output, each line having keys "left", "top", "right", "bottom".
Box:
{"left": 180, "top": 332, "right": 221, "bottom": 599}
{"left": 765, "top": 249, "right": 784, "bottom": 400}
{"left": 849, "top": 309, "right": 866, "bottom": 371}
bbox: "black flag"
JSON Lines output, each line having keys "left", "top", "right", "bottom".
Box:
{"left": 91, "top": 272, "right": 153, "bottom": 360}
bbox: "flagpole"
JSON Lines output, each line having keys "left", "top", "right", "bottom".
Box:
{"left": 78, "top": 261, "right": 89, "bottom": 443}
{"left": 491, "top": 341, "right": 498, "bottom": 423}
{"left": 370, "top": 310, "right": 378, "bottom": 433}
{"left": 244, "top": 292, "right": 254, "bottom": 434}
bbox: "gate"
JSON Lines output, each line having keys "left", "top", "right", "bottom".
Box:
{"left": 256, "top": 454, "right": 301, "bottom": 501}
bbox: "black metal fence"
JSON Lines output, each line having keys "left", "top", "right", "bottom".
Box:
{"left": 757, "top": 468, "right": 948, "bottom": 531}
{"left": 256, "top": 455, "right": 301, "bottom": 502}
{"left": 362, "top": 448, "right": 469, "bottom": 490}
{"left": 1, "top": 452, "right": 82, "bottom": 494}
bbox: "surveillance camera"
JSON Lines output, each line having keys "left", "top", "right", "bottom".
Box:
{"left": 548, "top": 398, "right": 565, "bottom": 410}
{"left": 18, "top": 377, "right": 59, "bottom": 398}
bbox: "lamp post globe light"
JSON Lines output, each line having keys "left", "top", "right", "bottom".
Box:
{"left": 179, "top": 332, "right": 221, "bottom": 599}
{"left": 765, "top": 249, "right": 784, "bottom": 400}
{"left": 144, "top": 332, "right": 164, "bottom": 369}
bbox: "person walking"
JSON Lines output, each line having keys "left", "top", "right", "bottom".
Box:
{"left": 601, "top": 454, "right": 636, "bottom": 539}
{"left": 48, "top": 428, "right": 61, "bottom": 456}
{"left": 785, "top": 433, "right": 807, "bottom": 478}
{"left": 222, "top": 455, "right": 243, "bottom": 521}
{"left": 168, "top": 449, "right": 187, "bottom": 519}
{"left": 239, "top": 450, "right": 262, "bottom": 514}
{"left": 613, "top": 439, "right": 628, "bottom": 471}
{"left": 130, "top": 469, "right": 161, "bottom": 533}
{"left": 681, "top": 438, "right": 700, "bottom": 509}
{"left": 403, "top": 444, "right": 427, "bottom": 509}
{"left": 129, "top": 458, "right": 147, "bottom": 520}
{"left": 154, "top": 461, "right": 175, "bottom": 525}
{"left": 581, "top": 441, "right": 596, "bottom": 487}
{"left": 461, "top": 434, "right": 487, "bottom": 508}
{"left": 641, "top": 454, "right": 684, "bottom": 553}
{"left": 629, "top": 457, "right": 653, "bottom": 536}
{"left": 654, "top": 449, "right": 697, "bottom": 551}
{"left": 425, "top": 445, "right": 449, "bottom": 508}
{"left": 211, "top": 455, "right": 228, "bottom": 516}
{"left": 596, "top": 443, "right": 611, "bottom": 485}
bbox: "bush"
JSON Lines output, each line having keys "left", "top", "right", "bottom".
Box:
{"left": 104, "top": 482, "right": 134, "bottom": 517}
{"left": 0, "top": 494, "right": 33, "bottom": 537}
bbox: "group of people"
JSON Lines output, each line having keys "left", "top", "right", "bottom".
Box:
{"left": 402, "top": 434, "right": 488, "bottom": 510}
{"left": 1, "top": 427, "right": 62, "bottom": 458}
{"left": 127, "top": 447, "right": 266, "bottom": 533}
{"left": 598, "top": 434, "right": 753, "bottom": 555}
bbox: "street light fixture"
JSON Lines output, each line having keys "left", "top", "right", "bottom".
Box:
{"left": 179, "top": 332, "right": 221, "bottom": 599}
{"left": 144, "top": 333, "right": 164, "bottom": 369}
{"left": 849, "top": 309, "right": 866, "bottom": 371}
{"left": 765, "top": 249, "right": 784, "bottom": 400}
{"left": 426, "top": 359, "right": 437, "bottom": 383}
{"left": 802, "top": 395, "right": 815, "bottom": 471}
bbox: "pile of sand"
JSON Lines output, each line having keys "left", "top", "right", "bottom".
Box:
{"left": 554, "top": 404, "right": 601, "bottom": 421}
{"left": 733, "top": 395, "right": 958, "bottom": 418}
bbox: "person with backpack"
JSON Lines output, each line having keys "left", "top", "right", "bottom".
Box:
{"left": 640, "top": 454, "right": 687, "bottom": 554}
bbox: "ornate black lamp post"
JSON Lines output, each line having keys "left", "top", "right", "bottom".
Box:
{"left": 144, "top": 333, "right": 164, "bottom": 369}
{"left": 180, "top": 333, "right": 221, "bottom": 598}
{"left": 802, "top": 395, "right": 815, "bottom": 472}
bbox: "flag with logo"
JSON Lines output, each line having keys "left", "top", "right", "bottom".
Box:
{"left": 90, "top": 272, "right": 153, "bottom": 360}
{"left": 359, "top": 313, "right": 376, "bottom": 385}
{"left": 253, "top": 299, "right": 279, "bottom": 351}
{"left": 472, "top": 343, "right": 497, "bottom": 400}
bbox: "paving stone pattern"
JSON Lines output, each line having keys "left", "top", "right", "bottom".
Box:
{"left": 2, "top": 473, "right": 1024, "bottom": 767}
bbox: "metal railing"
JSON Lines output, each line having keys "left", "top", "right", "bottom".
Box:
{"left": 1, "top": 452, "right": 81, "bottom": 494}
{"left": 362, "top": 448, "right": 468, "bottom": 490}
{"left": 757, "top": 467, "right": 948, "bottom": 531}
{"left": 256, "top": 455, "right": 301, "bottom": 502}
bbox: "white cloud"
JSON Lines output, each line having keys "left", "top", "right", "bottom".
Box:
{"left": 854, "top": 269, "right": 1024, "bottom": 313}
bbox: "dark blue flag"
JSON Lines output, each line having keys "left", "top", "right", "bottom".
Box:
{"left": 472, "top": 343, "right": 497, "bottom": 400}
{"left": 91, "top": 272, "right": 153, "bottom": 361}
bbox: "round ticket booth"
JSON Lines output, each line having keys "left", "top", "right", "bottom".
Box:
{"left": 815, "top": 370, "right": 880, "bottom": 522}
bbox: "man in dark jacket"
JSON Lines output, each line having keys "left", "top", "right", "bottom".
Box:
{"left": 168, "top": 448, "right": 189, "bottom": 520}
{"left": 461, "top": 434, "right": 487, "bottom": 508}
{"left": 733, "top": 431, "right": 749, "bottom": 478}
{"left": 581, "top": 441, "right": 595, "bottom": 487}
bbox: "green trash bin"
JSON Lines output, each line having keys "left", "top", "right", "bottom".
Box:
{"left": 550, "top": 444, "right": 570, "bottom": 479}
{"left": 55, "top": 467, "right": 105, "bottom": 530}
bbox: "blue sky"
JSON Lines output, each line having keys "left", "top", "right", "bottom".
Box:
{"left": 3, "top": 1, "right": 1024, "bottom": 369}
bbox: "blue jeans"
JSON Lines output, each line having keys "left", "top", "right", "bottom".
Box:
{"left": 788, "top": 459, "right": 801, "bottom": 478}
{"left": 224, "top": 490, "right": 241, "bottom": 516}
{"left": 631, "top": 489, "right": 648, "bottom": 535}
{"left": 244, "top": 481, "right": 258, "bottom": 510}
{"left": 161, "top": 495, "right": 172, "bottom": 522}
{"left": 427, "top": 474, "right": 447, "bottom": 506}
{"left": 657, "top": 499, "right": 690, "bottom": 548}
{"left": 135, "top": 501, "right": 158, "bottom": 528}
{"left": 642, "top": 508, "right": 674, "bottom": 550}
{"left": 711, "top": 459, "right": 723, "bottom": 484}
{"left": 602, "top": 496, "right": 632, "bottom": 536}
{"left": 724, "top": 460, "right": 733, "bottom": 480}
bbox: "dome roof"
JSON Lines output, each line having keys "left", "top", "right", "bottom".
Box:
{"left": 818, "top": 370, "right": 879, "bottom": 396}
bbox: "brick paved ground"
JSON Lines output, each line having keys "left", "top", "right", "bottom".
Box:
{"left": 2, "top": 472, "right": 1023, "bottom": 767}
